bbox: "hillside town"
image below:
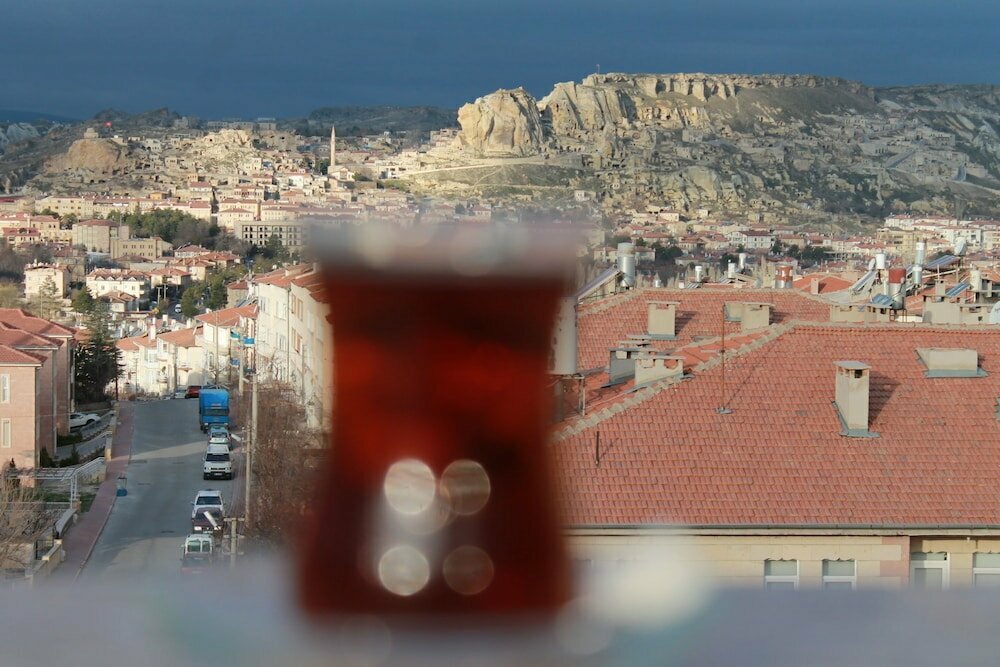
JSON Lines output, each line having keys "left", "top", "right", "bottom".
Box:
{"left": 2, "top": 94, "right": 1000, "bottom": 594}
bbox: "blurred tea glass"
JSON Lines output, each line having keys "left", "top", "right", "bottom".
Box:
{"left": 300, "top": 224, "right": 574, "bottom": 619}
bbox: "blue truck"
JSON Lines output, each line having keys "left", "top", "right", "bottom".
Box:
{"left": 198, "top": 387, "right": 230, "bottom": 432}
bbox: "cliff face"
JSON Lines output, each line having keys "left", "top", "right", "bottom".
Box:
{"left": 457, "top": 88, "right": 544, "bottom": 157}
{"left": 439, "top": 73, "right": 1000, "bottom": 223}
{"left": 537, "top": 73, "right": 875, "bottom": 135}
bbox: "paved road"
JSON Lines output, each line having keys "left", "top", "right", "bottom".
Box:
{"left": 81, "top": 398, "right": 242, "bottom": 581}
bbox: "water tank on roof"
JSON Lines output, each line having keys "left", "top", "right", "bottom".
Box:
{"left": 875, "top": 252, "right": 886, "bottom": 270}
{"left": 914, "top": 240, "right": 927, "bottom": 266}
{"left": 616, "top": 242, "right": 636, "bottom": 288}
{"left": 548, "top": 297, "right": 577, "bottom": 376}
{"left": 694, "top": 264, "right": 704, "bottom": 283}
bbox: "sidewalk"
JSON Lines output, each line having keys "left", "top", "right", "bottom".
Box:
{"left": 55, "top": 416, "right": 113, "bottom": 460}
{"left": 53, "top": 402, "right": 135, "bottom": 582}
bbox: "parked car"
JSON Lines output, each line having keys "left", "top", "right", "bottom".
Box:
{"left": 69, "top": 412, "right": 99, "bottom": 429}
{"left": 180, "top": 534, "right": 215, "bottom": 574}
{"left": 208, "top": 426, "right": 231, "bottom": 449}
{"left": 174, "top": 304, "right": 183, "bottom": 314}
{"left": 191, "top": 489, "right": 224, "bottom": 519}
{"left": 191, "top": 508, "right": 223, "bottom": 535}
{"left": 185, "top": 385, "right": 201, "bottom": 399}
{"left": 173, "top": 387, "right": 187, "bottom": 399}
{"left": 203, "top": 443, "right": 233, "bottom": 480}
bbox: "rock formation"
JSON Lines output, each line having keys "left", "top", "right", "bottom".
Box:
{"left": 457, "top": 88, "right": 544, "bottom": 157}
{"left": 0, "top": 123, "right": 41, "bottom": 150}
{"left": 45, "top": 138, "right": 129, "bottom": 174}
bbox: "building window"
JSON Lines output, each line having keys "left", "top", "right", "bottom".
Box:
{"left": 973, "top": 553, "right": 1000, "bottom": 587}
{"left": 764, "top": 559, "right": 798, "bottom": 590}
{"left": 1, "top": 418, "right": 10, "bottom": 448}
{"left": 822, "top": 559, "right": 856, "bottom": 590}
{"left": 0, "top": 374, "right": 8, "bottom": 403}
{"left": 911, "top": 552, "right": 949, "bottom": 589}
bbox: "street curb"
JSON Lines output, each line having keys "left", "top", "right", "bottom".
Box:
{"left": 71, "top": 401, "right": 131, "bottom": 583}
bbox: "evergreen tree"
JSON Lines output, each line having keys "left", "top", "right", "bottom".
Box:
{"left": 75, "top": 302, "right": 120, "bottom": 402}
{"left": 71, "top": 288, "right": 95, "bottom": 315}
{"left": 180, "top": 283, "right": 203, "bottom": 318}
{"left": 29, "top": 277, "right": 61, "bottom": 320}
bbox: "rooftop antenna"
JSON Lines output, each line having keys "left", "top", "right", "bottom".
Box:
{"left": 716, "top": 303, "right": 732, "bottom": 414}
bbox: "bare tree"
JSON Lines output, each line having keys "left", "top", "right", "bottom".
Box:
{"left": 246, "top": 380, "right": 324, "bottom": 544}
{"left": 0, "top": 475, "right": 50, "bottom": 575}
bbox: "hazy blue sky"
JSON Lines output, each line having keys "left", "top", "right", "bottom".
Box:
{"left": 4, "top": 0, "right": 999, "bottom": 119}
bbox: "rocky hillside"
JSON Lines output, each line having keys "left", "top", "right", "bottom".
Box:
{"left": 434, "top": 73, "right": 1000, "bottom": 226}
{"left": 282, "top": 105, "right": 456, "bottom": 139}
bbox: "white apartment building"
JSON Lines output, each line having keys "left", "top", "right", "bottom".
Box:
{"left": 251, "top": 264, "right": 330, "bottom": 429}
{"left": 85, "top": 269, "right": 150, "bottom": 301}
{"left": 157, "top": 325, "right": 205, "bottom": 393}
{"left": 24, "top": 263, "right": 70, "bottom": 298}
{"left": 195, "top": 304, "right": 257, "bottom": 386}
{"left": 116, "top": 331, "right": 161, "bottom": 397}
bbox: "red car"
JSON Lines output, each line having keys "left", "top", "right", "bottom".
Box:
{"left": 185, "top": 385, "right": 201, "bottom": 399}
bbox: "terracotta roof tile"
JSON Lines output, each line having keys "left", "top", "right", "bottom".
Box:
{"left": 195, "top": 304, "right": 257, "bottom": 327}
{"left": 553, "top": 324, "right": 1000, "bottom": 527}
{"left": 576, "top": 288, "right": 829, "bottom": 370}
{"left": 0, "top": 344, "right": 44, "bottom": 365}
{"left": 0, "top": 309, "right": 75, "bottom": 338}
{"left": 157, "top": 326, "right": 201, "bottom": 347}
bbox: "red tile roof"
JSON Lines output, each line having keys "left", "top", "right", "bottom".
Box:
{"left": 195, "top": 304, "right": 257, "bottom": 327}
{"left": 0, "top": 328, "right": 58, "bottom": 349}
{"left": 253, "top": 264, "right": 312, "bottom": 288}
{"left": 115, "top": 334, "right": 156, "bottom": 351}
{"left": 0, "top": 309, "right": 75, "bottom": 338}
{"left": 158, "top": 326, "right": 201, "bottom": 348}
{"left": 553, "top": 324, "right": 1000, "bottom": 527}
{"left": 792, "top": 274, "right": 853, "bottom": 295}
{"left": 0, "top": 344, "right": 44, "bottom": 365}
{"left": 576, "top": 288, "right": 829, "bottom": 370}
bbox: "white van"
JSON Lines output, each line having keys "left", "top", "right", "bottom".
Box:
{"left": 202, "top": 444, "right": 233, "bottom": 480}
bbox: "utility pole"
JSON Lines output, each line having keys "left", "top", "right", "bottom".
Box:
{"left": 245, "top": 369, "right": 258, "bottom": 531}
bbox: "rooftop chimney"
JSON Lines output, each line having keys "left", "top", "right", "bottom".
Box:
{"left": 647, "top": 301, "right": 679, "bottom": 340}
{"left": 634, "top": 354, "right": 684, "bottom": 385}
{"left": 741, "top": 302, "right": 772, "bottom": 332}
{"left": 834, "top": 361, "right": 877, "bottom": 437}
{"left": 934, "top": 281, "right": 947, "bottom": 297}
{"left": 724, "top": 302, "right": 744, "bottom": 322}
{"left": 916, "top": 348, "right": 985, "bottom": 378}
{"left": 810, "top": 277, "right": 821, "bottom": 295}
{"left": 774, "top": 264, "right": 794, "bottom": 289}
{"left": 608, "top": 346, "right": 642, "bottom": 386}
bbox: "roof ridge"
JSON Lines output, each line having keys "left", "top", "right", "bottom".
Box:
{"left": 551, "top": 321, "right": 797, "bottom": 442}
{"left": 578, "top": 287, "right": 643, "bottom": 315}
